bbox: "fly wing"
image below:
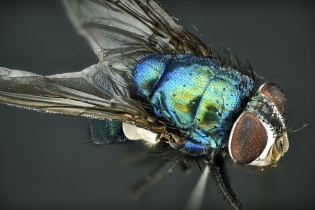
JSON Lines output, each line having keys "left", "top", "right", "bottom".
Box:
{"left": 1, "top": 0, "right": 209, "bottom": 126}
{"left": 0, "top": 64, "right": 150, "bottom": 121}
{"left": 62, "top": 0, "right": 209, "bottom": 60}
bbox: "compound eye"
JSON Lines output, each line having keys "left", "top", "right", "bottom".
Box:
{"left": 261, "top": 83, "right": 287, "bottom": 115}
{"left": 229, "top": 112, "right": 268, "bottom": 164}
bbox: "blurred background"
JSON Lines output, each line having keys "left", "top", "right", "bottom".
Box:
{"left": 0, "top": 0, "right": 314, "bottom": 209}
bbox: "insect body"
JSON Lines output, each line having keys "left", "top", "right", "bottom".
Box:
{"left": 0, "top": 0, "right": 289, "bottom": 209}
{"left": 133, "top": 54, "right": 254, "bottom": 155}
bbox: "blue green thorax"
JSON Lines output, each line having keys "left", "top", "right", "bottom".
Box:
{"left": 133, "top": 54, "right": 254, "bottom": 156}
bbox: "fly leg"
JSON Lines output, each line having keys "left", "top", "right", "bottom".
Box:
{"left": 206, "top": 153, "right": 243, "bottom": 210}
{"left": 130, "top": 159, "right": 178, "bottom": 200}
{"left": 156, "top": 131, "right": 184, "bottom": 148}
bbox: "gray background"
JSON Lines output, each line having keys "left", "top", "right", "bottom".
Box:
{"left": 0, "top": 0, "right": 314, "bottom": 209}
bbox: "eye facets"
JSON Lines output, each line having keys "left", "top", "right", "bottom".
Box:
{"left": 230, "top": 112, "right": 268, "bottom": 164}
{"left": 260, "top": 83, "right": 287, "bottom": 115}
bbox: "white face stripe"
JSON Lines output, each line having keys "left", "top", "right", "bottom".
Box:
{"left": 247, "top": 91, "right": 287, "bottom": 166}
{"left": 248, "top": 113, "right": 276, "bottom": 163}
{"left": 257, "top": 83, "right": 266, "bottom": 92}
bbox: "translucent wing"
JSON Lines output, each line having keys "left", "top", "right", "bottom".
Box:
{"left": 0, "top": 0, "right": 209, "bottom": 123}
{"left": 0, "top": 64, "right": 149, "bottom": 122}
{"left": 62, "top": 0, "right": 209, "bottom": 61}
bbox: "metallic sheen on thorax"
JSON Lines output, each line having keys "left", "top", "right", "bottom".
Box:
{"left": 134, "top": 54, "right": 254, "bottom": 156}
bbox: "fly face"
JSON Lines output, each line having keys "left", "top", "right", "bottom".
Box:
{"left": 229, "top": 83, "right": 289, "bottom": 167}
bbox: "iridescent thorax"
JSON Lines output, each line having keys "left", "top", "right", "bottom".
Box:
{"left": 133, "top": 54, "right": 254, "bottom": 156}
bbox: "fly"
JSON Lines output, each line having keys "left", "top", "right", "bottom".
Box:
{"left": 0, "top": 1, "right": 293, "bottom": 209}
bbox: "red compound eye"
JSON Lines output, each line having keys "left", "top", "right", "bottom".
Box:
{"left": 229, "top": 112, "right": 268, "bottom": 164}
{"left": 261, "top": 83, "right": 287, "bottom": 115}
